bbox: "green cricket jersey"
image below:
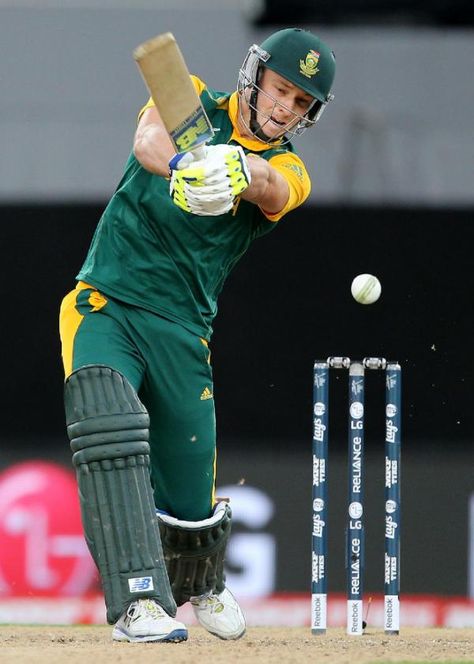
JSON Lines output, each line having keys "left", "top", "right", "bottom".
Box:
{"left": 77, "top": 77, "right": 311, "bottom": 340}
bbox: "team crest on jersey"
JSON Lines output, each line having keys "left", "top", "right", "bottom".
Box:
{"left": 300, "top": 50, "right": 320, "bottom": 78}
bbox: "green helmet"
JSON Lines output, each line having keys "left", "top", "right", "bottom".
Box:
{"left": 238, "top": 28, "right": 335, "bottom": 144}
{"left": 259, "top": 28, "right": 335, "bottom": 105}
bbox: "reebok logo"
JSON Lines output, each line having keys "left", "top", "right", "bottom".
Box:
{"left": 200, "top": 386, "right": 213, "bottom": 400}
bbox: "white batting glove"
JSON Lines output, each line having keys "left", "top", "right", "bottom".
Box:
{"left": 168, "top": 149, "right": 205, "bottom": 173}
{"left": 182, "top": 181, "right": 236, "bottom": 216}
{"left": 171, "top": 179, "right": 235, "bottom": 216}
{"left": 195, "top": 144, "right": 252, "bottom": 195}
{"left": 169, "top": 144, "right": 251, "bottom": 214}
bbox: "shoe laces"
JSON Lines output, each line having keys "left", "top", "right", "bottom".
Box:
{"left": 191, "top": 591, "right": 224, "bottom": 613}
{"left": 127, "top": 598, "right": 165, "bottom": 620}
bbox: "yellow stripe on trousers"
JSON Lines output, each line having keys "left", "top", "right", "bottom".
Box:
{"left": 59, "top": 287, "right": 84, "bottom": 379}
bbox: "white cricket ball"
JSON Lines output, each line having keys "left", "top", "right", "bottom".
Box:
{"left": 351, "top": 273, "right": 382, "bottom": 305}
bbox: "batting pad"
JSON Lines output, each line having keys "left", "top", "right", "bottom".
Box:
{"left": 64, "top": 365, "right": 176, "bottom": 623}
{"left": 157, "top": 502, "right": 232, "bottom": 605}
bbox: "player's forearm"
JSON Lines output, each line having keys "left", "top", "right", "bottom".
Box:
{"left": 241, "top": 154, "right": 289, "bottom": 214}
{"left": 133, "top": 123, "right": 175, "bottom": 177}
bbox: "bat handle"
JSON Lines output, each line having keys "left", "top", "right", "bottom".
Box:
{"left": 191, "top": 144, "right": 207, "bottom": 161}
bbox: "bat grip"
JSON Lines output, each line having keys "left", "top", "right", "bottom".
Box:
{"left": 191, "top": 144, "right": 207, "bottom": 161}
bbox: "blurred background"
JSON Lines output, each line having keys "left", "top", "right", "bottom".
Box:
{"left": 0, "top": 0, "right": 472, "bottom": 626}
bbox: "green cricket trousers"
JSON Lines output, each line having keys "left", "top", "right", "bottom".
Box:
{"left": 60, "top": 282, "right": 216, "bottom": 521}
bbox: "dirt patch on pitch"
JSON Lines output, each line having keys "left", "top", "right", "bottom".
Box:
{"left": 0, "top": 626, "right": 473, "bottom": 663}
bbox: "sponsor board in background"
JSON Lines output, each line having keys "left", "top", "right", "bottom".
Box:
{"left": 0, "top": 594, "right": 473, "bottom": 627}
{"left": 0, "top": 463, "right": 277, "bottom": 601}
{"left": 0, "top": 461, "right": 98, "bottom": 597}
{"left": 1, "top": 461, "right": 473, "bottom": 627}
{"left": 470, "top": 494, "right": 474, "bottom": 600}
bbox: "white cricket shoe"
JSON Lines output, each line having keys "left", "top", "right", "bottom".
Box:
{"left": 112, "top": 598, "right": 188, "bottom": 643}
{"left": 190, "top": 588, "right": 246, "bottom": 640}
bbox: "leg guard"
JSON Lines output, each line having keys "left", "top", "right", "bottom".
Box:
{"left": 157, "top": 502, "right": 232, "bottom": 606}
{"left": 64, "top": 365, "right": 176, "bottom": 624}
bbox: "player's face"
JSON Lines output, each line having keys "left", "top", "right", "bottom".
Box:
{"left": 253, "top": 69, "right": 314, "bottom": 140}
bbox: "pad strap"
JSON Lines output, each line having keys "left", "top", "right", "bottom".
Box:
{"left": 157, "top": 502, "right": 232, "bottom": 606}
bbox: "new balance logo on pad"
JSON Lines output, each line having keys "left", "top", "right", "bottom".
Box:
{"left": 129, "top": 577, "right": 154, "bottom": 592}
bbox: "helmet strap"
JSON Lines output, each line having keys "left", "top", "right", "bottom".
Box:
{"left": 248, "top": 70, "right": 282, "bottom": 145}
{"left": 248, "top": 88, "right": 267, "bottom": 142}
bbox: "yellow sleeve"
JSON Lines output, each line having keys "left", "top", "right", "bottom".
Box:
{"left": 137, "top": 75, "right": 208, "bottom": 122}
{"left": 260, "top": 152, "right": 311, "bottom": 222}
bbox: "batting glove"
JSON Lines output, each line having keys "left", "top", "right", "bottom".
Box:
{"left": 169, "top": 144, "right": 251, "bottom": 214}
{"left": 171, "top": 179, "right": 235, "bottom": 216}
{"left": 168, "top": 149, "right": 204, "bottom": 175}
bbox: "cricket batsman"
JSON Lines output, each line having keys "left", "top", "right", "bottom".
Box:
{"left": 59, "top": 28, "right": 335, "bottom": 643}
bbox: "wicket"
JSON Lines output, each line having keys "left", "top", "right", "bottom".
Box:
{"left": 311, "top": 356, "right": 402, "bottom": 636}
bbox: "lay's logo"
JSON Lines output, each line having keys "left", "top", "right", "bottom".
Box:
{"left": 300, "top": 50, "right": 320, "bottom": 78}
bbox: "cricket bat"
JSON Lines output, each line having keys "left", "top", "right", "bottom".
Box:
{"left": 133, "top": 32, "right": 214, "bottom": 157}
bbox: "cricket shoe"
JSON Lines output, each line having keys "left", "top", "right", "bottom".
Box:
{"left": 190, "top": 588, "right": 246, "bottom": 640}
{"left": 112, "top": 598, "right": 188, "bottom": 643}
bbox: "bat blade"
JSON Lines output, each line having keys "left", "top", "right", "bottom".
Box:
{"left": 133, "top": 32, "right": 214, "bottom": 155}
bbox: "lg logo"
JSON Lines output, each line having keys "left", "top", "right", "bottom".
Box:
{"left": 0, "top": 461, "right": 97, "bottom": 596}
{"left": 0, "top": 462, "right": 277, "bottom": 601}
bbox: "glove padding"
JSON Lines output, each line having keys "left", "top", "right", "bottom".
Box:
{"left": 169, "top": 144, "right": 251, "bottom": 216}
{"left": 171, "top": 180, "right": 235, "bottom": 216}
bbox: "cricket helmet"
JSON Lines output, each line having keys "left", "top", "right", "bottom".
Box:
{"left": 238, "top": 28, "right": 336, "bottom": 144}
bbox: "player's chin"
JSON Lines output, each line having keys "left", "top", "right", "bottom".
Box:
{"left": 259, "top": 121, "right": 287, "bottom": 141}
